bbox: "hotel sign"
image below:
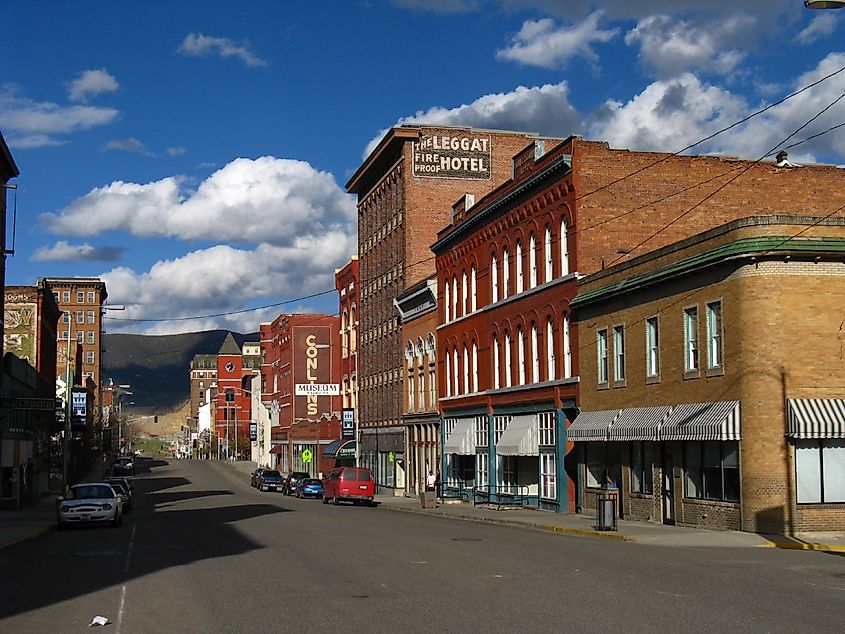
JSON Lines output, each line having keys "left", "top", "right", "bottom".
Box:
{"left": 413, "top": 133, "right": 491, "bottom": 180}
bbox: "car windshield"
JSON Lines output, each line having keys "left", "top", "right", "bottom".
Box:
{"left": 303, "top": 479, "right": 321, "bottom": 486}
{"left": 72, "top": 485, "right": 113, "bottom": 499}
{"left": 264, "top": 471, "right": 281, "bottom": 477}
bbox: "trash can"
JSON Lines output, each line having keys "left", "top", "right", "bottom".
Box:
{"left": 595, "top": 492, "right": 618, "bottom": 531}
{"left": 420, "top": 490, "right": 437, "bottom": 508}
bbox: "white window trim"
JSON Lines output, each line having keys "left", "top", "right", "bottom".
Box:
{"left": 529, "top": 234, "right": 537, "bottom": 289}
{"left": 492, "top": 254, "right": 499, "bottom": 303}
{"left": 531, "top": 324, "right": 540, "bottom": 383}
{"left": 560, "top": 217, "right": 569, "bottom": 277}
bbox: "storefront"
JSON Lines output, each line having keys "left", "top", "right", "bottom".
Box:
{"left": 322, "top": 439, "right": 356, "bottom": 469}
{"left": 359, "top": 428, "right": 405, "bottom": 494}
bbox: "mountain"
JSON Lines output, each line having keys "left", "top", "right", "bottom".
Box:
{"left": 102, "top": 329, "right": 259, "bottom": 411}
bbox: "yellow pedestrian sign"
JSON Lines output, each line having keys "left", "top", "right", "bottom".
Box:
{"left": 302, "top": 449, "right": 313, "bottom": 463}
{"left": 389, "top": 451, "right": 395, "bottom": 462}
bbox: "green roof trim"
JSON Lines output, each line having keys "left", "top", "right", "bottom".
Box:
{"left": 572, "top": 236, "right": 845, "bottom": 308}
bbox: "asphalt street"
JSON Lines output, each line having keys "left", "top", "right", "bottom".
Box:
{"left": 1, "top": 458, "right": 843, "bottom": 633}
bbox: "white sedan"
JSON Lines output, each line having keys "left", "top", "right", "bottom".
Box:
{"left": 57, "top": 483, "right": 123, "bottom": 529}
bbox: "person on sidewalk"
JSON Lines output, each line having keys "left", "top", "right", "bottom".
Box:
{"left": 426, "top": 471, "right": 436, "bottom": 492}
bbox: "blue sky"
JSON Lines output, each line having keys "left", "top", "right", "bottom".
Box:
{"left": 2, "top": 0, "right": 844, "bottom": 335}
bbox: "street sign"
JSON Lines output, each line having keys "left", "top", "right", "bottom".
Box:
{"left": 70, "top": 387, "right": 88, "bottom": 430}
{"left": 342, "top": 408, "right": 355, "bottom": 439}
{"left": 249, "top": 422, "right": 257, "bottom": 441}
{"left": 0, "top": 397, "right": 59, "bottom": 411}
{"left": 302, "top": 449, "right": 313, "bottom": 463}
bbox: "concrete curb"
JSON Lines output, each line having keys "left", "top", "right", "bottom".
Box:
{"left": 757, "top": 540, "right": 845, "bottom": 553}
{"left": 0, "top": 525, "right": 51, "bottom": 551}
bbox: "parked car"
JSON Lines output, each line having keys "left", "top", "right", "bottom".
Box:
{"left": 112, "top": 456, "right": 134, "bottom": 476}
{"left": 322, "top": 467, "right": 375, "bottom": 505}
{"left": 282, "top": 471, "right": 310, "bottom": 496}
{"left": 105, "top": 475, "right": 133, "bottom": 494}
{"left": 258, "top": 470, "right": 284, "bottom": 492}
{"left": 57, "top": 483, "right": 122, "bottom": 529}
{"left": 104, "top": 479, "right": 132, "bottom": 512}
{"left": 250, "top": 468, "right": 266, "bottom": 488}
{"left": 294, "top": 478, "right": 324, "bottom": 499}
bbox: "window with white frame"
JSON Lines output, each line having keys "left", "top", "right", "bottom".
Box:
{"left": 560, "top": 217, "right": 569, "bottom": 276}
{"left": 531, "top": 324, "right": 540, "bottom": 383}
{"left": 707, "top": 300, "right": 723, "bottom": 369}
{"left": 631, "top": 441, "right": 653, "bottom": 494}
{"left": 475, "top": 415, "right": 488, "bottom": 447}
{"left": 597, "top": 329, "right": 609, "bottom": 384}
{"left": 492, "top": 253, "right": 499, "bottom": 302}
{"left": 408, "top": 374, "right": 415, "bottom": 411}
{"left": 684, "top": 307, "right": 699, "bottom": 372}
{"left": 453, "top": 348, "right": 459, "bottom": 395}
{"left": 445, "top": 349, "right": 452, "bottom": 397}
{"left": 76, "top": 311, "right": 83, "bottom": 324}
{"left": 87, "top": 310, "right": 95, "bottom": 324}
{"left": 563, "top": 314, "right": 572, "bottom": 378}
{"left": 499, "top": 455, "right": 517, "bottom": 492}
{"left": 87, "top": 291, "right": 95, "bottom": 303}
{"left": 77, "top": 330, "right": 84, "bottom": 344}
{"left": 86, "top": 351, "right": 94, "bottom": 364}
{"left": 445, "top": 280, "right": 451, "bottom": 322}
{"left": 540, "top": 453, "right": 557, "bottom": 500}
{"left": 462, "top": 270, "right": 468, "bottom": 315}
{"left": 418, "top": 363, "right": 425, "bottom": 408}
{"left": 472, "top": 342, "right": 478, "bottom": 392}
{"left": 63, "top": 313, "right": 69, "bottom": 324}
{"left": 471, "top": 266, "right": 477, "bottom": 312}
{"left": 77, "top": 291, "right": 84, "bottom": 303}
{"left": 62, "top": 291, "right": 70, "bottom": 302}
{"left": 452, "top": 275, "right": 458, "bottom": 319}
{"left": 493, "top": 335, "right": 501, "bottom": 389}
{"left": 462, "top": 345, "right": 469, "bottom": 394}
{"left": 546, "top": 318, "right": 555, "bottom": 381}
{"left": 613, "top": 325, "right": 625, "bottom": 382}
{"left": 518, "top": 327, "right": 526, "bottom": 385}
{"left": 494, "top": 415, "right": 510, "bottom": 444}
{"left": 428, "top": 367, "right": 436, "bottom": 408}
{"left": 529, "top": 233, "right": 537, "bottom": 288}
{"left": 646, "top": 317, "right": 660, "bottom": 377}
{"left": 544, "top": 225, "right": 553, "bottom": 282}
{"left": 796, "top": 439, "right": 845, "bottom": 503}
{"left": 505, "top": 331, "right": 512, "bottom": 388}
{"left": 516, "top": 241, "right": 524, "bottom": 293}
{"left": 53, "top": 292, "right": 59, "bottom": 303}
{"left": 538, "top": 411, "right": 555, "bottom": 446}
{"left": 476, "top": 452, "right": 489, "bottom": 489}
{"left": 502, "top": 246, "right": 510, "bottom": 298}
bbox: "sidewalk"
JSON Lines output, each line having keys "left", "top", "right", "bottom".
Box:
{"left": 373, "top": 493, "right": 845, "bottom": 552}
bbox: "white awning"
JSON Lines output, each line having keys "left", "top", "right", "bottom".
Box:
{"left": 609, "top": 406, "right": 672, "bottom": 441}
{"left": 787, "top": 399, "right": 845, "bottom": 439}
{"left": 496, "top": 415, "right": 538, "bottom": 456}
{"left": 661, "top": 401, "right": 741, "bottom": 441}
{"left": 567, "top": 410, "right": 620, "bottom": 442}
{"left": 443, "top": 417, "right": 476, "bottom": 455}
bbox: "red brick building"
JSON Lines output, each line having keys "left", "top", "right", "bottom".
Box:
{"left": 260, "top": 314, "right": 341, "bottom": 476}
{"left": 346, "top": 125, "right": 552, "bottom": 492}
{"left": 215, "top": 333, "right": 260, "bottom": 459}
{"left": 331, "top": 257, "right": 358, "bottom": 465}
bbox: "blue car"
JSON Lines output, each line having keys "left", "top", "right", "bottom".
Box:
{"left": 294, "top": 478, "right": 324, "bottom": 499}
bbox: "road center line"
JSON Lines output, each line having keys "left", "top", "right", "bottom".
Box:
{"left": 117, "top": 585, "right": 126, "bottom": 632}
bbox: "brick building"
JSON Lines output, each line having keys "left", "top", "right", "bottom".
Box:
{"left": 395, "top": 274, "right": 439, "bottom": 497}
{"left": 189, "top": 354, "right": 217, "bottom": 422}
{"left": 329, "top": 257, "right": 358, "bottom": 466}
{"left": 346, "top": 125, "right": 549, "bottom": 493}
{"left": 0, "top": 132, "right": 19, "bottom": 378}
{"left": 260, "top": 314, "right": 341, "bottom": 476}
{"left": 571, "top": 217, "right": 845, "bottom": 534}
{"left": 214, "top": 333, "right": 260, "bottom": 459}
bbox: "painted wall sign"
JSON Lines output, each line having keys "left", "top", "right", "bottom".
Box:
{"left": 412, "top": 133, "right": 492, "bottom": 180}
{"left": 293, "top": 326, "right": 332, "bottom": 419}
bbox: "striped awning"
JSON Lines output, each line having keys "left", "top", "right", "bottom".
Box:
{"left": 661, "top": 401, "right": 741, "bottom": 441}
{"left": 443, "top": 417, "right": 476, "bottom": 455}
{"left": 496, "top": 415, "right": 538, "bottom": 456}
{"left": 567, "top": 410, "right": 620, "bottom": 442}
{"left": 609, "top": 406, "right": 672, "bottom": 441}
{"left": 787, "top": 399, "right": 845, "bottom": 439}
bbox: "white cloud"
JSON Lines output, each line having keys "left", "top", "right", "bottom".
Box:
{"left": 0, "top": 83, "right": 118, "bottom": 148}
{"left": 496, "top": 13, "right": 619, "bottom": 69}
{"left": 68, "top": 69, "right": 119, "bottom": 102}
{"left": 364, "top": 81, "right": 582, "bottom": 158}
{"left": 32, "top": 241, "right": 124, "bottom": 262}
{"left": 178, "top": 33, "right": 267, "bottom": 67}
{"left": 166, "top": 146, "right": 187, "bottom": 156}
{"left": 797, "top": 13, "right": 839, "bottom": 45}
{"left": 104, "top": 138, "right": 152, "bottom": 155}
{"left": 40, "top": 156, "right": 357, "bottom": 247}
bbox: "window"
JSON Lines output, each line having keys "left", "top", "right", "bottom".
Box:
{"left": 684, "top": 441, "right": 739, "bottom": 502}
{"left": 87, "top": 291, "right": 95, "bottom": 303}
{"left": 77, "top": 291, "right": 84, "bottom": 303}
{"left": 538, "top": 411, "right": 555, "bottom": 446}
{"left": 408, "top": 374, "right": 415, "bottom": 411}
{"left": 87, "top": 330, "right": 95, "bottom": 344}
{"left": 631, "top": 442, "right": 653, "bottom": 494}
{"left": 613, "top": 325, "right": 625, "bottom": 382}
{"left": 87, "top": 310, "right": 95, "bottom": 324}
{"left": 476, "top": 452, "right": 489, "bottom": 488}
{"left": 63, "top": 313, "right": 70, "bottom": 324}
{"left": 77, "top": 331, "right": 84, "bottom": 344}
{"left": 502, "top": 247, "right": 510, "bottom": 298}
{"left": 428, "top": 368, "right": 436, "bottom": 408}
{"left": 529, "top": 233, "right": 537, "bottom": 288}
{"left": 707, "top": 301, "right": 723, "bottom": 368}
{"left": 475, "top": 415, "right": 488, "bottom": 447}
{"left": 62, "top": 291, "right": 70, "bottom": 302}
{"left": 540, "top": 453, "right": 557, "bottom": 500}
{"left": 684, "top": 307, "right": 699, "bottom": 372}
{"left": 491, "top": 253, "right": 499, "bottom": 303}
{"left": 418, "top": 364, "right": 425, "bottom": 408}
{"left": 52, "top": 292, "right": 59, "bottom": 303}
{"left": 462, "top": 271, "right": 468, "bottom": 315}
{"left": 453, "top": 348, "right": 459, "bottom": 396}
{"left": 86, "top": 351, "right": 95, "bottom": 364}
{"left": 472, "top": 342, "right": 478, "bottom": 392}
{"left": 444, "top": 280, "right": 450, "bottom": 322}
{"left": 796, "top": 439, "right": 845, "bottom": 503}
{"left": 494, "top": 415, "right": 510, "bottom": 444}
{"left": 493, "top": 336, "right": 500, "bottom": 389}
{"left": 445, "top": 350, "right": 452, "bottom": 397}
{"left": 504, "top": 331, "right": 512, "bottom": 388}
{"left": 544, "top": 225, "right": 553, "bottom": 283}
{"left": 470, "top": 266, "right": 477, "bottom": 312}
{"left": 225, "top": 390, "right": 235, "bottom": 402}
{"left": 531, "top": 324, "right": 539, "bottom": 383}
{"left": 597, "top": 329, "right": 608, "bottom": 384}
{"left": 560, "top": 217, "right": 569, "bottom": 276}
{"left": 563, "top": 314, "right": 572, "bottom": 378}
{"left": 341, "top": 310, "right": 349, "bottom": 358}
{"left": 76, "top": 311, "right": 84, "bottom": 324}
{"left": 515, "top": 241, "right": 524, "bottom": 293}
{"left": 646, "top": 317, "right": 660, "bottom": 377}
{"left": 462, "top": 345, "right": 469, "bottom": 394}
{"left": 518, "top": 327, "right": 526, "bottom": 385}
{"left": 546, "top": 318, "right": 555, "bottom": 381}
{"left": 452, "top": 275, "right": 458, "bottom": 319}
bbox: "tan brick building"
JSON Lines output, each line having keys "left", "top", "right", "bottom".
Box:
{"left": 346, "top": 125, "right": 550, "bottom": 492}
{"left": 571, "top": 217, "right": 845, "bottom": 534}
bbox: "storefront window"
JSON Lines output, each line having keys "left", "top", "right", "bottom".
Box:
{"left": 630, "top": 441, "right": 653, "bottom": 494}
{"left": 684, "top": 441, "right": 739, "bottom": 502}
{"left": 540, "top": 452, "right": 556, "bottom": 500}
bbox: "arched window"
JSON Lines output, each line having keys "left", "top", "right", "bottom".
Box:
{"left": 493, "top": 335, "right": 500, "bottom": 389}
{"left": 516, "top": 241, "right": 524, "bottom": 293}
{"left": 544, "top": 225, "right": 553, "bottom": 283}
{"left": 462, "top": 345, "right": 469, "bottom": 395}
{"left": 342, "top": 309, "right": 349, "bottom": 358}
{"left": 504, "top": 331, "right": 512, "bottom": 388}
{"left": 351, "top": 375, "right": 357, "bottom": 408}
{"left": 563, "top": 313, "right": 572, "bottom": 378}
{"left": 502, "top": 246, "right": 510, "bottom": 298}
{"left": 491, "top": 253, "right": 499, "bottom": 303}
{"left": 349, "top": 304, "right": 357, "bottom": 352}
{"left": 470, "top": 266, "right": 477, "bottom": 312}
{"left": 445, "top": 349, "right": 452, "bottom": 397}
{"left": 529, "top": 233, "right": 537, "bottom": 289}
{"left": 472, "top": 341, "right": 478, "bottom": 392}
{"left": 225, "top": 390, "right": 235, "bottom": 402}
{"left": 462, "top": 270, "right": 468, "bottom": 315}
{"left": 453, "top": 346, "right": 459, "bottom": 395}
{"left": 531, "top": 323, "right": 539, "bottom": 383}
{"left": 546, "top": 317, "right": 555, "bottom": 381}
{"left": 444, "top": 279, "right": 451, "bottom": 322}
{"left": 406, "top": 341, "right": 414, "bottom": 368}
{"left": 343, "top": 377, "right": 350, "bottom": 408}
{"left": 452, "top": 275, "right": 458, "bottom": 319}
{"left": 561, "top": 217, "right": 569, "bottom": 276}
{"left": 518, "top": 327, "right": 526, "bottom": 385}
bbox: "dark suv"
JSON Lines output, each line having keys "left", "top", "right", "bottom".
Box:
{"left": 282, "top": 471, "right": 310, "bottom": 496}
{"left": 257, "top": 470, "right": 284, "bottom": 492}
